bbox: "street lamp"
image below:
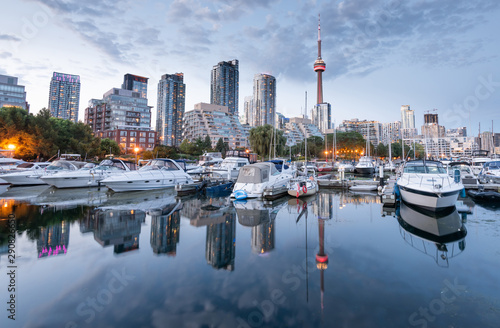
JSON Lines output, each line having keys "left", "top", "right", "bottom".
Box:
{"left": 7, "top": 144, "right": 15, "bottom": 150}
{"left": 134, "top": 147, "right": 139, "bottom": 165}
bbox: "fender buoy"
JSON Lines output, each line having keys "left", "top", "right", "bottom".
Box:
{"left": 303, "top": 185, "right": 307, "bottom": 194}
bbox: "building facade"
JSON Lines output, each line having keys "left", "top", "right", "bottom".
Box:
{"left": 183, "top": 103, "right": 249, "bottom": 149}
{"left": 338, "top": 119, "right": 381, "bottom": 145}
{"left": 84, "top": 86, "right": 155, "bottom": 152}
{"left": 311, "top": 103, "right": 332, "bottom": 134}
{"left": 243, "top": 96, "right": 254, "bottom": 126}
{"left": 400, "top": 105, "right": 417, "bottom": 139}
{"left": 48, "top": 72, "right": 80, "bottom": 122}
{"left": 0, "top": 74, "right": 28, "bottom": 110}
{"left": 156, "top": 73, "right": 185, "bottom": 147}
{"left": 210, "top": 59, "right": 239, "bottom": 115}
{"left": 381, "top": 121, "right": 401, "bottom": 145}
{"left": 253, "top": 73, "right": 276, "bottom": 127}
{"left": 284, "top": 116, "right": 323, "bottom": 146}
{"left": 122, "top": 74, "right": 148, "bottom": 99}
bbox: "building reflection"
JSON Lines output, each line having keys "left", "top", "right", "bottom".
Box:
{"left": 150, "top": 202, "right": 182, "bottom": 256}
{"left": 316, "top": 203, "right": 330, "bottom": 312}
{"left": 314, "top": 193, "right": 333, "bottom": 220}
{"left": 37, "top": 221, "right": 70, "bottom": 258}
{"left": 181, "top": 197, "right": 233, "bottom": 227}
{"left": 397, "top": 201, "right": 467, "bottom": 267}
{"left": 251, "top": 218, "right": 275, "bottom": 254}
{"left": 205, "top": 214, "right": 236, "bottom": 271}
{"left": 81, "top": 209, "right": 145, "bottom": 254}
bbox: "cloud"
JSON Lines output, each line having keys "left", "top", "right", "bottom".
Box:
{"left": 0, "top": 34, "right": 21, "bottom": 42}
{"left": 28, "top": 0, "right": 127, "bottom": 17}
{"left": 0, "top": 52, "right": 12, "bottom": 59}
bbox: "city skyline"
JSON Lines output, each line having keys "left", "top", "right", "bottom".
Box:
{"left": 1, "top": 0, "right": 500, "bottom": 135}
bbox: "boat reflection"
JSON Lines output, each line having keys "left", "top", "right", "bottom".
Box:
{"left": 397, "top": 201, "right": 467, "bottom": 267}
{"left": 235, "top": 198, "right": 287, "bottom": 254}
{"left": 150, "top": 202, "right": 183, "bottom": 256}
{"left": 33, "top": 186, "right": 108, "bottom": 209}
{"left": 181, "top": 197, "right": 234, "bottom": 227}
{"left": 100, "top": 188, "right": 177, "bottom": 212}
{"left": 81, "top": 208, "right": 146, "bottom": 254}
{"left": 0, "top": 185, "right": 50, "bottom": 201}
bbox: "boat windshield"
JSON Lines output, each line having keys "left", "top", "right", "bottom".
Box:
{"left": 46, "top": 160, "right": 77, "bottom": 171}
{"left": 95, "top": 160, "right": 127, "bottom": 171}
{"left": 485, "top": 161, "right": 500, "bottom": 169}
{"left": 142, "top": 159, "right": 180, "bottom": 171}
{"left": 404, "top": 161, "right": 447, "bottom": 174}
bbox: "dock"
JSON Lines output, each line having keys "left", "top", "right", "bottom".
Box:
{"left": 263, "top": 185, "right": 289, "bottom": 200}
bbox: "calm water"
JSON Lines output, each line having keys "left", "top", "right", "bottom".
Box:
{"left": 0, "top": 185, "right": 499, "bottom": 328}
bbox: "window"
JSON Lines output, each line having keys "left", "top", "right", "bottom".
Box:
{"left": 120, "top": 131, "right": 127, "bottom": 136}
{"left": 130, "top": 132, "right": 136, "bottom": 137}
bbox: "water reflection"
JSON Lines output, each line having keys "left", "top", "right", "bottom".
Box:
{"left": 37, "top": 221, "right": 70, "bottom": 258}
{"left": 150, "top": 202, "right": 183, "bottom": 256}
{"left": 82, "top": 209, "right": 145, "bottom": 254}
{"left": 205, "top": 213, "right": 236, "bottom": 271}
{"left": 234, "top": 198, "right": 288, "bottom": 254}
{"left": 397, "top": 201, "right": 467, "bottom": 267}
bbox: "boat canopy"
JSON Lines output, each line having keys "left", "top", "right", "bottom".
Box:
{"left": 236, "top": 163, "right": 278, "bottom": 184}
{"left": 142, "top": 159, "right": 182, "bottom": 171}
{"left": 484, "top": 160, "right": 500, "bottom": 170}
{"left": 403, "top": 160, "right": 447, "bottom": 174}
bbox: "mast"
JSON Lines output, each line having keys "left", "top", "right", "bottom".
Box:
{"left": 305, "top": 91, "right": 308, "bottom": 168}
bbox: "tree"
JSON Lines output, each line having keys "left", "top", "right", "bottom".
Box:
{"left": 215, "top": 138, "right": 227, "bottom": 156}
{"left": 99, "top": 138, "right": 121, "bottom": 157}
{"left": 153, "top": 145, "right": 177, "bottom": 159}
{"left": 248, "top": 124, "right": 287, "bottom": 160}
{"left": 203, "top": 135, "right": 212, "bottom": 151}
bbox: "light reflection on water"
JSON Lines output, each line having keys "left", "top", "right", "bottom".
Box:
{"left": 0, "top": 186, "right": 499, "bottom": 327}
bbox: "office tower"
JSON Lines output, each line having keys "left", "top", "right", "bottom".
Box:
{"left": 0, "top": 74, "right": 28, "bottom": 110}
{"left": 48, "top": 72, "right": 80, "bottom": 122}
{"left": 210, "top": 59, "right": 239, "bottom": 115}
{"left": 253, "top": 73, "right": 276, "bottom": 126}
{"left": 156, "top": 73, "right": 185, "bottom": 147}
{"left": 205, "top": 216, "right": 236, "bottom": 271}
{"left": 122, "top": 73, "right": 148, "bottom": 99}
{"left": 400, "top": 105, "right": 415, "bottom": 130}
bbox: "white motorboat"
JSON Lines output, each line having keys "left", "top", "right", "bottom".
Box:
{"left": 0, "top": 157, "right": 25, "bottom": 172}
{"left": 384, "top": 161, "right": 397, "bottom": 172}
{"left": 207, "top": 156, "right": 250, "bottom": 180}
{"left": 41, "top": 159, "right": 136, "bottom": 188}
{"left": 349, "top": 184, "right": 378, "bottom": 192}
{"left": 396, "top": 160, "right": 464, "bottom": 210}
{"left": 198, "top": 152, "right": 223, "bottom": 166}
{"left": 478, "top": 160, "right": 500, "bottom": 184}
{"left": 470, "top": 150, "right": 491, "bottom": 176}
{"left": 355, "top": 156, "right": 375, "bottom": 174}
{"left": 4, "top": 159, "right": 88, "bottom": 186}
{"left": 335, "top": 161, "right": 355, "bottom": 173}
{"left": 101, "top": 158, "right": 194, "bottom": 192}
{"left": 0, "top": 162, "right": 51, "bottom": 186}
{"left": 447, "top": 161, "right": 479, "bottom": 185}
{"left": 231, "top": 162, "right": 293, "bottom": 199}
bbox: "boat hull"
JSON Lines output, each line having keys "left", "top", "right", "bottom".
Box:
{"left": 1, "top": 174, "right": 46, "bottom": 186}
{"left": 398, "top": 185, "right": 461, "bottom": 209}
{"left": 41, "top": 175, "right": 103, "bottom": 188}
{"left": 355, "top": 167, "right": 375, "bottom": 174}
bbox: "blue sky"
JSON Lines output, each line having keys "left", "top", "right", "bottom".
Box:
{"left": 1, "top": 0, "right": 499, "bottom": 136}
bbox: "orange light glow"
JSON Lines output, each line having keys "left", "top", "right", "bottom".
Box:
{"left": 7, "top": 144, "right": 15, "bottom": 150}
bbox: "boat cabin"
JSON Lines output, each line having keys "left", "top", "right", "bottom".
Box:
{"left": 236, "top": 163, "right": 279, "bottom": 184}
{"left": 403, "top": 160, "right": 447, "bottom": 174}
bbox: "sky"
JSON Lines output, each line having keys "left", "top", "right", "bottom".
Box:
{"left": 1, "top": 0, "right": 500, "bottom": 136}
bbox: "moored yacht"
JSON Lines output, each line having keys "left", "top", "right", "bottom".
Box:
{"left": 478, "top": 160, "right": 500, "bottom": 184}
{"left": 0, "top": 162, "right": 51, "bottom": 186}
{"left": 207, "top": 156, "right": 250, "bottom": 180}
{"left": 231, "top": 162, "right": 293, "bottom": 199}
{"left": 101, "top": 158, "right": 194, "bottom": 192}
{"left": 355, "top": 156, "right": 375, "bottom": 174}
{"left": 5, "top": 159, "right": 87, "bottom": 186}
{"left": 41, "top": 159, "right": 136, "bottom": 188}
{"left": 396, "top": 160, "right": 464, "bottom": 210}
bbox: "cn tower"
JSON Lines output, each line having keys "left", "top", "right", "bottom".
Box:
{"left": 314, "top": 14, "right": 326, "bottom": 104}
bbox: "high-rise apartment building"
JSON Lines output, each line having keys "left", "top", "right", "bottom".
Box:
{"left": 243, "top": 96, "right": 254, "bottom": 126}
{"left": 84, "top": 87, "right": 155, "bottom": 152}
{"left": 48, "top": 72, "right": 80, "bottom": 122}
{"left": 183, "top": 103, "right": 249, "bottom": 149}
{"left": 253, "top": 73, "right": 276, "bottom": 127}
{"left": 400, "top": 105, "right": 417, "bottom": 139}
{"left": 122, "top": 74, "right": 148, "bottom": 99}
{"left": 210, "top": 59, "right": 239, "bottom": 115}
{"left": 0, "top": 74, "right": 28, "bottom": 110}
{"left": 156, "top": 73, "right": 185, "bottom": 147}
